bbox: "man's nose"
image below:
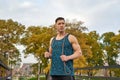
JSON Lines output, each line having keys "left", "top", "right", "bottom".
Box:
{"left": 60, "top": 24, "right": 64, "bottom": 27}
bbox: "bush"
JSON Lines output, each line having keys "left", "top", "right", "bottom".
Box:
{"left": 28, "top": 77, "right": 37, "bottom": 80}
{"left": 19, "top": 77, "right": 27, "bottom": 80}
{"left": 28, "top": 77, "right": 45, "bottom": 80}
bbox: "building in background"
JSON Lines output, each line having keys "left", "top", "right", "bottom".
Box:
{"left": 19, "top": 63, "right": 34, "bottom": 77}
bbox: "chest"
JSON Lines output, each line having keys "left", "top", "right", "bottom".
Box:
{"left": 52, "top": 38, "right": 72, "bottom": 51}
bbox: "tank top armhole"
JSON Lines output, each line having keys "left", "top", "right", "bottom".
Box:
{"left": 66, "top": 33, "right": 71, "bottom": 42}
{"left": 66, "top": 33, "right": 70, "bottom": 37}
{"left": 51, "top": 37, "right": 55, "bottom": 47}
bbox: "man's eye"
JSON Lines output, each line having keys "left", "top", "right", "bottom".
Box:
{"left": 58, "top": 22, "right": 64, "bottom": 25}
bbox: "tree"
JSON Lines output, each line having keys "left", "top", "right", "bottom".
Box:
{"left": 21, "top": 26, "right": 56, "bottom": 75}
{"left": 110, "top": 32, "right": 120, "bottom": 77}
{"left": 0, "top": 19, "right": 25, "bottom": 77}
{"left": 100, "top": 32, "right": 117, "bottom": 65}
{"left": 85, "top": 31, "right": 103, "bottom": 67}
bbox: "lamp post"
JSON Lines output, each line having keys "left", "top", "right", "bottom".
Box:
{"left": 38, "top": 58, "right": 42, "bottom": 80}
{"left": 9, "top": 50, "right": 14, "bottom": 80}
{"left": 6, "top": 49, "right": 14, "bottom": 80}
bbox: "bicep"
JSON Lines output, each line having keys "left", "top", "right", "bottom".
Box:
{"left": 49, "top": 46, "right": 52, "bottom": 54}
{"left": 49, "top": 37, "right": 54, "bottom": 54}
{"left": 72, "top": 38, "right": 80, "bottom": 52}
{"left": 69, "top": 35, "right": 81, "bottom": 52}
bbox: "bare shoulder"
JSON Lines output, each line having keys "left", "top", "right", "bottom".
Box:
{"left": 68, "top": 34, "right": 78, "bottom": 43}
{"left": 50, "top": 37, "right": 54, "bottom": 42}
{"left": 50, "top": 37, "right": 55, "bottom": 45}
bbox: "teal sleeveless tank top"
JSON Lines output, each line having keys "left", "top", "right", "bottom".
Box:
{"left": 50, "top": 34, "right": 74, "bottom": 76}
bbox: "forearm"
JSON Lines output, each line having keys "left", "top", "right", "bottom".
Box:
{"left": 45, "top": 48, "right": 52, "bottom": 58}
{"left": 60, "top": 51, "right": 82, "bottom": 62}
{"left": 68, "top": 51, "right": 82, "bottom": 60}
{"left": 48, "top": 47, "right": 52, "bottom": 58}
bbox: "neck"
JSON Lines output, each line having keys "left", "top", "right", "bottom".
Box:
{"left": 57, "top": 31, "right": 66, "bottom": 36}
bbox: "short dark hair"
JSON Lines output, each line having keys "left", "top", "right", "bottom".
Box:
{"left": 55, "top": 17, "right": 65, "bottom": 23}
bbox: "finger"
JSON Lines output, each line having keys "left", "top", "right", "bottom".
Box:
{"left": 60, "top": 55, "right": 63, "bottom": 58}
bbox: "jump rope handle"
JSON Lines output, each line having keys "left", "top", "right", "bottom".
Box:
{"left": 46, "top": 48, "right": 49, "bottom": 52}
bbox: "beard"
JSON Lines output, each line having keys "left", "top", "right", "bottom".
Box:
{"left": 58, "top": 27, "right": 66, "bottom": 32}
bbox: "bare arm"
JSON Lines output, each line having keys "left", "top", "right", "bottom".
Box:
{"left": 60, "top": 35, "right": 82, "bottom": 61}
{"left": 49, "top": 37, "right": 54, "bottom": 54}
{"left": 68, "top": 35, "right": 82, "bottom": 60}
{"left": 44, "top": 37, "right": 53, "bottom": 58}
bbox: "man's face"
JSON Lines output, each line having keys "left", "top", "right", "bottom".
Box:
{"left": 55, "top": 20, "right": 65, "bottom": 32}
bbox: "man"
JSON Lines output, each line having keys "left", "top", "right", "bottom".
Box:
{"left": 44, "top": 17, "right": 82, "bottom": 80}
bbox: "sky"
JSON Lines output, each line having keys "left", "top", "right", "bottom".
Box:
{"left": 0, "top": 0, "right": 120, "bottom": 63}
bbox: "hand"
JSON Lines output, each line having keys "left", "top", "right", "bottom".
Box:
{"left": 60, "top": 55, "right": 69, "bottom": 62}
{"left": 44, "top": 52, "right": 51, "bottom": 58}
